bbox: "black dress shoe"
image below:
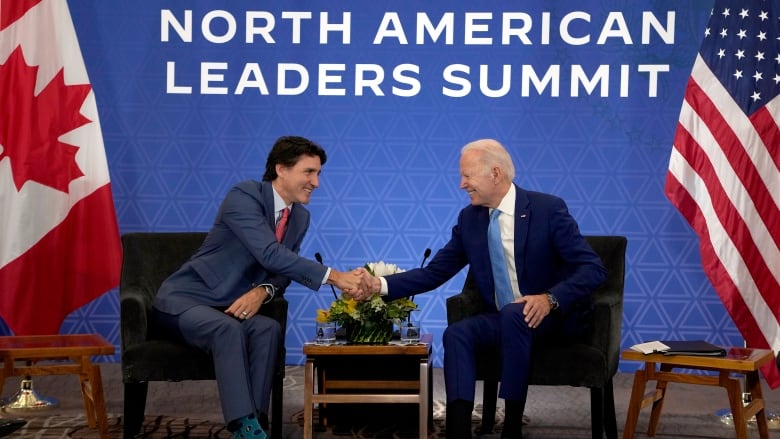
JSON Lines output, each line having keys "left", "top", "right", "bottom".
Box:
{"left": 445, "top": 399, "right": 474, "bottom": 439}
{"left": 501, "top": 399, "right": 525, "bottom": 439}
{"left": 0, "top": 418, "right": 27, "bottom": 437}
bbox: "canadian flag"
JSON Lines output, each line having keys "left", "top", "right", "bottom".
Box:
{"left": 0, "top": 0, "right": 122, "bottom": 335}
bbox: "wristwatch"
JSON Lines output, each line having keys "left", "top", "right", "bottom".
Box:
{"left": 545, "top": 293, "right": 559, "bottom": 311}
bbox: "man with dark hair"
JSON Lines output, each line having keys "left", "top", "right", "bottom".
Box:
{"left": 154, "top": 135, "right": 363, "bottom": 439}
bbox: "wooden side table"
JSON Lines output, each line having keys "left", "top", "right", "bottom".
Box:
{"left": 621, "top": 347, "right": 773, "bottom": 439}
{"left": 0, "top": 334, "right": 115, "bottom": 438}
{"left": 302, "top": 333, "right": 433, "bottom": 439}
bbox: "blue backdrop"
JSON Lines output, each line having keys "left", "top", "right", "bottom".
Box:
{"left": 4, "top": 0, "right": 734, "bottom": 371}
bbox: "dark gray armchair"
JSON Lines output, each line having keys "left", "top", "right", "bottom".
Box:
{"left": 446, "top": 235, "right": 626, "bottom": 439}
{"left": 120, "top": 232, "right": 287, "bottom": 439}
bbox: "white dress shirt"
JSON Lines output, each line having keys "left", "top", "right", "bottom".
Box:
{"left": 491, "top": 184, "right": 522, "bottom": 302}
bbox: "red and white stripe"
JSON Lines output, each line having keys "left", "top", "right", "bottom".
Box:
{"left": 666, "top": 54, "right": 780, "bottom": 387}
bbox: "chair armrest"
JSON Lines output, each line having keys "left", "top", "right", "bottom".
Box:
{"left": 590, "top": 289, "right": 623, "bottom": 376}
{"left": 446, "top": 292, "right": 486, "bottom": 324}
{"left": 120, "top": 289, "right": 151, "bottom": 350}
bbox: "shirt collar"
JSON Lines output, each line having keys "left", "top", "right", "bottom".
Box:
{"left": 491, "top": 184, "right": 516, "bottom": 217}
{"left": 271, "top": 186, "right": 291, "bottom": 215}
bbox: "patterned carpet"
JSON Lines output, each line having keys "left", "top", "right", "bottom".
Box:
{"left": 10, "top": 414, "right": 227, "bottom": 438}
{"left": 6, "top": 401, "right": 452, "bottom": 438}
{"left": 5, "top": 409, "right": 773, "bottom": 438}
{"left": 2, "top": 363, "right": 779, "bottom": 438}
{"left": 6, "top": 404, "right": 450, "bottom": 438}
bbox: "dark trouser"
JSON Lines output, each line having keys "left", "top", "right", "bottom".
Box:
{"left": 442, "top": 302, "right": 558, "bottom": 438}
{"left": 155, "top": 306, "right": 281, "bottom": 424}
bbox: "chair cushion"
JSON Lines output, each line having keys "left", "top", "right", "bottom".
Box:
{"left": 530, "top": 345, "right": 608, "bottom": 386}
{"left": 122, "top": 340, "right": 215, "bottom": 382}
{"left": 475, "top": 344, "right": 609, "bottom": 388}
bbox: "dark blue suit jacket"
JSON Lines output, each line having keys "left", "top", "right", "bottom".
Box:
{"left": 386, "top": 185, "right": 606, "bottom": 316}
{"left": 154, "top": 180, "right": 328, "bottom": 315}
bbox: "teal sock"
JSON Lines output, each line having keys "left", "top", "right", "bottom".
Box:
{"left": 231, "top": 414, "right": 267, "bottom": 439}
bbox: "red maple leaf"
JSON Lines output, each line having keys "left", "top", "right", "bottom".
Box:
{"left": 0, "top": 46, "right": 91, "bottom": 193}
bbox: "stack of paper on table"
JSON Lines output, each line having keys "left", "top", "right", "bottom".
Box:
{"left": 630, "top": 340, "right": 726, "bottom": 356}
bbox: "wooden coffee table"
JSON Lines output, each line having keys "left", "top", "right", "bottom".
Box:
{"left": 0, "top": 334, "right": 115, "bottom": 437}
{"left": 621, "top": 346, "right": 773, "bottom": 439}
{"left": 302, "top": 333, "right": 432, "bottom": 439}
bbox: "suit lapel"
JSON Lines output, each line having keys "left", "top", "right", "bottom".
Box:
{"left": 514, "top": 185, "right": 530, "bottom": 282}
{"left": 282, "top": 204, "right": 303, "bottom": 245}
{"left": 261, "top": 181, "right": 277, "bottom": 228}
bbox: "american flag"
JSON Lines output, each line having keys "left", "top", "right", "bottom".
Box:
{"left": 665, "top": 0, "right": 780, "bottom": 387}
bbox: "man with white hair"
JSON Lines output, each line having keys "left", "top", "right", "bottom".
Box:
{"left": 357, "top": 139, "right": 606, "bottom": 439}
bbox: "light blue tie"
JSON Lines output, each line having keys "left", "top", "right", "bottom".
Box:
{"left": 488, "top": 209, "right": 515, "bottom": 309}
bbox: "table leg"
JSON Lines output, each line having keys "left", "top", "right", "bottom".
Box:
{"left": 647, "top": 364, "right": 671, "bottom": 436}
{"left": 317, "top": 363, "right": 328, "bottom": 427}
{"left": 88, "top": 362, "right": 109, "bottom": 438}
{"left": 304, "top": 359, "right": 315, "bottom": 439}
{"left": 419, "top": 358, "right": 429, "bottom": 438}
{"left": 745, "top": 371, "right": 769, "bottom": 439}
{"left": 77, "top": 357, "right": 109, "bottom": 438}
{"left": 0, "top": 358, "right": 8, "bottom": 396}
{"left": 428, "top": 361, "right": 434, "bottom": 428}
{"left": 77, "top": 358, "right": 97, "bottom": 429}
{"left": 721, "top": 371, "right": 748, "bottom": 439}
{"left": 623, "top": 367, "right": 649, "bottom": 439}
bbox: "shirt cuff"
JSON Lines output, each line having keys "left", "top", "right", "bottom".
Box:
{"left": 321, "top": 267, "right": 332, "bottom": 285}
{"left": 379, "top": 277, "right": 388, "bottom": 296}
{"left": 254, "top": 283, "right": 276, "bottom": 304}
{"left": 258, "top": 283, "right": 276, "bottom": 295}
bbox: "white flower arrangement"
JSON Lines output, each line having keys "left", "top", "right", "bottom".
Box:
{"left": 364, "top": 261, "right": 405, "bottom": 277}
{"left": 316, "top": 261, "right": 416, "bottom": 327}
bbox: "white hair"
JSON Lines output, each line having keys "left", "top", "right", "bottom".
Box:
{"left": 461, "top": 139, "right": 515, "bottom": 181}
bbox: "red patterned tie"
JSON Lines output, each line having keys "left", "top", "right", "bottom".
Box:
{"left": 275, "top": 207, "right": 289, "bottom": 242}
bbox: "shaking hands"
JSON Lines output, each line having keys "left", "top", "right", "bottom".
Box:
{"left": 351, "top": 268, "right": 381, "bottom": 300}
{"left": 326, "top": 268, "right": 364, "bottom": 296}
{"left": 325, "top": 267, "right": 381, "bottom": 300}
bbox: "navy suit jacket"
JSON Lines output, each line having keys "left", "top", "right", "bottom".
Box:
{"left": 386, "top": 185, "right": 606, "bottom": 316}
{"left": 154, "top": 180, "right": 328, "bottom": 315}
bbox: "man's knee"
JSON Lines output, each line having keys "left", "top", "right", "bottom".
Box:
{"left": 246, "top": 316, "right": 282, "bottom": 342}
{"left": 443, "top": 321, "right": 470, "bottom": 349}
{"left": 212, "top": 317, "right": 245, "bottom": 340}
{"left": 499, "top": 303, "right": 531, "bottom": 332}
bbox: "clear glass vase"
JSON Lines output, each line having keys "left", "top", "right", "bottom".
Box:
{"left": 345, "top": 319, "right": 393, "bottom": 344}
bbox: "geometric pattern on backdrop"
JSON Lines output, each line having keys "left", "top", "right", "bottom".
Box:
{"left": 2, "top": 1, "right": 742, "bottom": 373}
